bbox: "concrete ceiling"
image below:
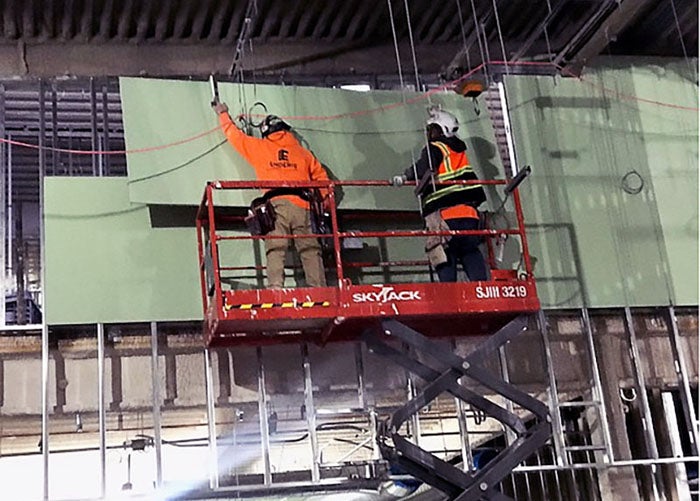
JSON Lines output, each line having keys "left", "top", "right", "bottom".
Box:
{"left": 0, "top": 0, "right": 695, "bottom": 79}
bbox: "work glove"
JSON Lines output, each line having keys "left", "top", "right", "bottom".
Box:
{"left": 212, "top": 100, "right": 228, "bottom": 114}
{"left": 391, "top": 175, "right": 407, "bottom": 187}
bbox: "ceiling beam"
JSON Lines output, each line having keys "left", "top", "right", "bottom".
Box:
{"left": 556, "top": 0, "right": 657, "bottom": 75}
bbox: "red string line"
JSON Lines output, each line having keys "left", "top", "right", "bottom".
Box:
{"left": 3, "top": 61, "right": 697, "bottom": 156}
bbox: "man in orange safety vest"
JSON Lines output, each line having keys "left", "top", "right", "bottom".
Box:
{"left": 392, "top": 108, "right": 488, "bottom": 282}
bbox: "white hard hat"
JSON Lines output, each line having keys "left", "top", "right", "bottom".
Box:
{"left": 426, "top": 109, "right": 459, "bottom": 137}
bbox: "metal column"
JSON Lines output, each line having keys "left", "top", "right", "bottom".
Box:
{"left": 0, "top": 83, "right": 5, "bottom": 327}
{"left": 667, "top": 306, "right": 699, "bottom": 455}
{"left": 97, "top": 324, "right": 107, "bottom": 498}
{"left": 39, "top": 78, "right": 49, "bottom": 501}
{"left": 538, "top": 310, "right": 566, "bottom": 466}
{"left": 150, "top": 321, "right": 163, "bottom": 488}
{"left": 302, "top": 343, "right": 320, "bottom": 482}
{"left": 581, "top": 308, "right": 614, "bottom": 463}
{"left": 204, "top": 349, "right": 219, "bottom": 489}
{"left": 256, "top": 347, "right": 272, "bottom": 486}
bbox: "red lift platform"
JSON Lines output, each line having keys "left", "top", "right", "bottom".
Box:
{"left": 196, "top": 178, "right": 549, "bottom": 501}
{"left": 196, "top": 179, "right": 540, "bottom": 347}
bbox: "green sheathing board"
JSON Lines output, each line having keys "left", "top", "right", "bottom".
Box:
{"left": 44, "top": 177, "right": 202, "bottom": 324}
{"left": 505, "top": 58, "right": 698, "bottom": 308}
{"left": 119, "top": 77, "right": 504, "bottom": 209}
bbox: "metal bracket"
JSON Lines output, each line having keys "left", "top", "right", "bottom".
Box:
{"left": 363, "top": 315, "right": 551, "bottom": 500}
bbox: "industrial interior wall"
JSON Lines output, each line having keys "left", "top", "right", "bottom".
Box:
{"left": 505, "top": 57, "right": 698, "bottom": 308}
{"left": 45, "top": 65, "right": 698, "bottom": 325}
{"left": 119, "top": 77, "right": 502, "bottom": 208}
{"left": 44, "top": 177, "right": 201, "bottom": 323}
{"left": 45, "top": 80, "right": 503, "bottom": 324}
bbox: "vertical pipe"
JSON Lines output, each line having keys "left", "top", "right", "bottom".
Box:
{"left": 0, "top": 83, "right": 5, "bottom": 327}
{"left": 50, "top": 84, "right": 57, "bottom": 176}
{"left": 89, "top": 78, "right": 98, "bottom": 176}
{"left": 150, "top": 322, "right": 163, "bottom": 488}
{"left": 538, "top": 310, "right": 566, "bottom": 466}
{"left": 41, "top": 324, "right": 49, "bottom": 500}
{"left": 624, "top": 307, "right": 659, "bottom": 458}
{"left": 301, "top": 344, "right": 320, "bottom": 482}
{"left": 256, "top": 347, "right": 272, "bottom": 485}
{"left": 624, "top": 307, "right": 665, "bottom": 501}
{"left": 354, "top": 343, "right": 366, "bottom": 409}
{"left": 581, "top": 308, "right": 614, "bottom": 463}
{"left": 101, "top": 85, "right": 110, "bottom": 175}
{"left": 39, "top": 78, "right": 49, "bottom": 501}
{"left": 6, "top": 137, "right": 11, "bottom": 291}
{"left": 667, "top": 306, "right": 698, "bottom": 455}
{"left": 97, "top": 323, "right": 106, "bottom": 498}
{"left": 204, "top": 349, "right": 219, "bottom": 489}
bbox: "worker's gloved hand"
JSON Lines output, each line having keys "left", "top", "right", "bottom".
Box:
{"left": 212, "top": 101, "right": 228, "bottom": 114}
{"left": 391, "top": 175, "right": 407, "bottom": 187}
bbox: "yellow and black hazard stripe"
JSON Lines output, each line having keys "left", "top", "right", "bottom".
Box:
{"left": 225, "top": 300, "right": 331, "bottom": 311}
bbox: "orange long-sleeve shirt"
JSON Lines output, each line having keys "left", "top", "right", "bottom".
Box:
{"left": 218, "top": 112, "right": 328, "bottom": 208}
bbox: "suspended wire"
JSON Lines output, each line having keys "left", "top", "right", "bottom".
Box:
{"left": 468, "top": 0, "right": 489, "bottom": 82}
{"left": 491, "top": 0, "right": 509, "bottom": 76}
{"left": 543, "top": 0, "right": 554, "bottom": 63}
{"left": 456, "top": 0, "right": 472, "bottom": 73}
{"left": 386, "top": 0, "right": 406, "bottom": 93}
{"left": 402, "top": 0, "right": 422, "bottom": 91}
{"left": 669, "top": 0, "right": 692, "bottom": 74}
{"left": 3, "top": 61, "right": 696, "bottom": 157}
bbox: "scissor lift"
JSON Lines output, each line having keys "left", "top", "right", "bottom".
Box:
{"left": 196, "top": 179, "right": 551, "bottom": 500}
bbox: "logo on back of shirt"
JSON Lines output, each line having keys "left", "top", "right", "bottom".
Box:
{"left": 270, "top": 149, "right": 297, "bottom": 169}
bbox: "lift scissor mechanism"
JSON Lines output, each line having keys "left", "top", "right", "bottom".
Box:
{"left": 364, "top": 316, "right": 551, "bottom": 500}
{"left": 197, "top": 178, "right": 551, "bottom": 500}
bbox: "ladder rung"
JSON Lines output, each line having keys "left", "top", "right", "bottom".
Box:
{"left": 559, "top": 401, "right": 599, "bottom": 408}
{"left": 563, "top": 445, "right": 606, "bottom": 452}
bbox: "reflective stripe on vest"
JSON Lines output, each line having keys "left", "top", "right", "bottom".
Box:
{"left": 424, "top": 141, "right": 483, "bottom": 206}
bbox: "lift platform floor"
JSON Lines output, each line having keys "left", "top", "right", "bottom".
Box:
{"left": 205, "top": 279, "right": 539, "bottom": 347}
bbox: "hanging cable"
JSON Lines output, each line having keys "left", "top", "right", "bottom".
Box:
{"left": 469, "top": 0, "right": 489, "bottom": 83}
{"left": 543, "top": 0, "right": 554, "bottom": 64}
{"left": 386, "top": 0, "right": 406, "bottom": 93}
{"left": 491, "top": 0, "right": 509, "bottom": 76}
{"left": 669, "top": 0, "right": 692, "bottom": 74}
{"left": 402, "top": 0, "right": 422, "bottom": 92}
{"left": 456, "top": 0, "right": 472, "bottom": 74}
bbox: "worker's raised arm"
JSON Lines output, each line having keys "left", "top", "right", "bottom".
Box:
{"left": 213, "top": 101, "right": 259, "bottom": 166}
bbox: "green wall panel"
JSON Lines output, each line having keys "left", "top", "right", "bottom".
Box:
{"left": 506, "top": 58, "right": 698, "bottom": 308}
{"left": 119, "top": 78, "right": 504, "bottom": 209}
{"left": 45, "top": 177, "right": 202, "bottom": 324}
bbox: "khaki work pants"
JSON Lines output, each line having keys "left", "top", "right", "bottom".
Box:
{"left": 265, "top": 199, "right": 327, "bottom": 288}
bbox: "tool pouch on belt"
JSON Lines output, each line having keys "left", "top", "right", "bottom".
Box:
{"left": 245, "top": 197, "right": 276, "bottom": 236}
{"left": 424, "top": 211, "right": 449, "bottom": 267}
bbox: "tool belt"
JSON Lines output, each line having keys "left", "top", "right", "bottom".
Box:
{"left": 244, "top": 188, "right": 331, "bottom": 244}
{"left": 245, "top": 197, "right": 277, "bottom": 236}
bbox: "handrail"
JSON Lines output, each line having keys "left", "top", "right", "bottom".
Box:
{"left": 197, "top": 178, "right": 532, "bottom": 299}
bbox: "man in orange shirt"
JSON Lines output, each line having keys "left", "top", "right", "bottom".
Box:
{"left": 213, "top": 101, "right": 328, "bottom": 289}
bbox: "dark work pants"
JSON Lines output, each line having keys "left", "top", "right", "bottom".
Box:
{"left": 435, "top": 217, "right": 488, "bottom": 282}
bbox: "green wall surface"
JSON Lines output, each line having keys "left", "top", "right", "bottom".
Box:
{"left": 44, "top": 178, "right": 202, "bottom": 324}
{"left": 45, "top": 61, "right": 698, "bottom": 324}
{"left": 119, "top": 77, "right": 504, "bottom": 209}
{"left": 506, "top": 58, "right": 698, "bottom": 308}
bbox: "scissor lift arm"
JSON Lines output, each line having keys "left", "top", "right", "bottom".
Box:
{"left": 363, "top": 315, "right": 552, "bottom": 501}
